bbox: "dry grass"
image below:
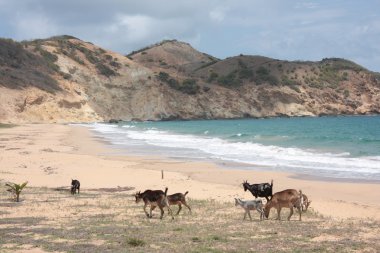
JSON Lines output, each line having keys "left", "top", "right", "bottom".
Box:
{"left": 0, "top": 185, "right": 379, "bottom": 253}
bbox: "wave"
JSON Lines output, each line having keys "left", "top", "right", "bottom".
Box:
{"left": 86, "top": 123, "right": 380, "bottom": 180}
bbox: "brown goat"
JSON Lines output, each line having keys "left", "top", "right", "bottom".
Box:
{"left": 134, "top": 187, "right": 174, "bottom": 219}
{"left": 264, "top": 189, "right": 303, "bottom": 221}
{"left": 151, "top": 191, "right": 192, "bottom": 215}
{"left": 168, "top": 191, "right": 191, "bottom": 215}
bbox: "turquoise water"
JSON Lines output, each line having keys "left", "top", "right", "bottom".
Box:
{"left": 87, "top": 116, "right": 380, "bottom": 181}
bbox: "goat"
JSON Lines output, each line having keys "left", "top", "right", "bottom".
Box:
{"left": 150, "top": 191, "right": 191, "bottom": 215}
{"left": 264, "top": 189, "right": 303, "bottom": 221}
{"left": 134, "top": 187, "right": 174, "bottom": 220}
{"left": 242, "top": 180, "right": 273, "bottom": 201}
{"left": 71, "top": 179, "right": 80, "bottom": 194}
{"left": 234, "top": 198, "right": 264, "bottom": 221}
{"left": 301, "top": 193, "right": 311, "bottom": 212}
{"left": 167, "top": 191, "right": 192, "bottom": 215}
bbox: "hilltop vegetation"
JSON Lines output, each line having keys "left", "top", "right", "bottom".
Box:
{"left": 0, "top": 35, "right": 380, "bottom": 123}
{"left": 0, "top": 38, "right": 60, "bottom": 93}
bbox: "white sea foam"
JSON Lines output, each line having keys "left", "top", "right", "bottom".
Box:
{"left": 87, "top": 123, "right": 380, "bottom": 180}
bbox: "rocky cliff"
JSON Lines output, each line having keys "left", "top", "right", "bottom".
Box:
{"left": 1, "top": 36, "right": 379, "bottom": 123}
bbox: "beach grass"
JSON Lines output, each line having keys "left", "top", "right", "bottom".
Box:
{"left": 0, "top": 123, "right": 16, "bottom": 129}
{"left": 0, "top": 185, "right": 379, "bottom": 253}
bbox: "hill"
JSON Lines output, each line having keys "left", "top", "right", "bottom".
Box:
{"left": 0, "top": 36, "right": 379, "bottom": 123}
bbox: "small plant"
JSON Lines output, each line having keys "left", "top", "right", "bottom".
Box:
{"left": 96, "top": 63, "right": 116, "bottom": 77}
{"left": 6, "top": 181, "right": 28, "bottom": 202}
{"left": 192, "top": 237, "right": 201, "bottom": 242}
{"left": 157, "top": 72, "right": 169, "bottom": 82}
{"left": 208, "top": 72, "right": 218, "bottom": 82}
{"left": 127, "top": 238, "right": 145, "bottom": 247}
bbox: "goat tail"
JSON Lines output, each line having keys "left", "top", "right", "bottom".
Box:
{"left": 270, "top": 179, "right": 273, "bottom": 187}
{"left": 164, "top": 187, "right": 168, "bottom": 196}
{"left": 184, "top": 191, "right": 189, "bottom": 196}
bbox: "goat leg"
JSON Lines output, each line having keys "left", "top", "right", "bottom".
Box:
{"left": 276, "top": 207, "right": 282, "bottom": 220}
{"left": 176, "top": 204, "right": 182, "bottom": 215}
{"left": 143, "top": 204, "right": 150, "bottom": 218}
{"left": 298, "top": 207, "right": 302, "bottom": 221}
{"left": 248, "top": 210, "right": 252, "bottom": 221}
{"left": 288, "top": 207, "right": 294, "bottom": 221}
{"left": 257, "top": 207, "right": 264, "bottom": 221}
{"left": 159, "top": 206, "right": 164, "bottom": 220}
{"left": 167, "top": 206, "right": 174, "bottom": 220}
{"left": 183, "top": 202, "right": 192, "bottom": 214}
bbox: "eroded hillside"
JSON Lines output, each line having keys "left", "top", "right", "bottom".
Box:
{"left": 1, "top": 36, "right": 380, "bottom": 123}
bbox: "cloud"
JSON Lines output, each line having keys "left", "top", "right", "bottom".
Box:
{"left": 110, "top": 14, "right": 153, "bottom": 43}
{"left": 209, "top": 6, "right": 228, "bottom": 23}
{"left": 0, "top": 0, "right": 379, "bottom": 71}
{"left": 12, "top": 13, "right": 58, "bottom": 40}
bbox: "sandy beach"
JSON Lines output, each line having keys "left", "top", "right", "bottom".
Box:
{"left": 0, "top": 125, "right": 380, "bottom": 253}
{"left": 1, "top": 124, "right": 379, "bottom": 220}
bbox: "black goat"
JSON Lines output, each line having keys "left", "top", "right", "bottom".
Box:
{"left": 71, "top": 179, "right": 80, "bottom": 194}
{"left": 242, "top": 180, "right": 273, "bottom": 201}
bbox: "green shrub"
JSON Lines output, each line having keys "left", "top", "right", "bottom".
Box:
{"left": 0, "top": 38, "right": 61, "bottom": 92}
{"left": 110, "top": 61, "right": 121, "bottom": 68}
{"left": 218, "top": 71, "right": 241, "bottom": 88}
{"left": 342, "top": 72, "right": 349, "bottom": 80}
{"left": 253, "top": 66, "right": 278, "bottom": 85}
{"left": 238, "top": 68, "right": 254, "bottom": 79}
{"left": 104, "top": 54, "right": 113, "bottom": 60}
{"left": 208, "top": 72, "right": 218, "bottom": 82}
{"left": 158, "top": 72, "right": 169, "bottom": 82}
{"left": 96, "top": 63, "right": 116, "bottom": 77}
{"left": 180, "top": 79, "right": 199, "bottom": 95}
{"left": 281, "top": 76, "right": 298, "bottom": 86}
{"left": 61, "top": 72, "right": 72, "bottom": 80}
{"left": 40, "top": 49, "right": 58, "bottom": 63}
{"left": 289, "top": 85, "right": 301, "bottom": 93}
{"left": 157, "top": 72, "right": 199, "bottom": 94}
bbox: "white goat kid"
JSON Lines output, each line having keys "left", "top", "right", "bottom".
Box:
{"left": 234, "top": 198, "right": 264, "bottom": 221}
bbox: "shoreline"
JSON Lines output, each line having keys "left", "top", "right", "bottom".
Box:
{"left": 1, "top": 124, "right": 380, "bottom": 221}
{"left": 84, "top": 122, "right": 380, "bottom": 185}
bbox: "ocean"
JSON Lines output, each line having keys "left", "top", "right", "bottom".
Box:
{"left": 84, "top": 116, "right": 380, "bottom": 181}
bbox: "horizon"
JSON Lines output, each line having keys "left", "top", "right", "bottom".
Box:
{"left": 0, "top": 0, "right": 379, "bottom": 72}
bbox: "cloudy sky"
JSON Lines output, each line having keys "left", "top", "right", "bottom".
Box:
{"left": 0, "top": 0, "right": 379, "bottom": 71}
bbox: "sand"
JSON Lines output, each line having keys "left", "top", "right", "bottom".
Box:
{"left": 1, "top": 123, "right": 380, "bottom": 221}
